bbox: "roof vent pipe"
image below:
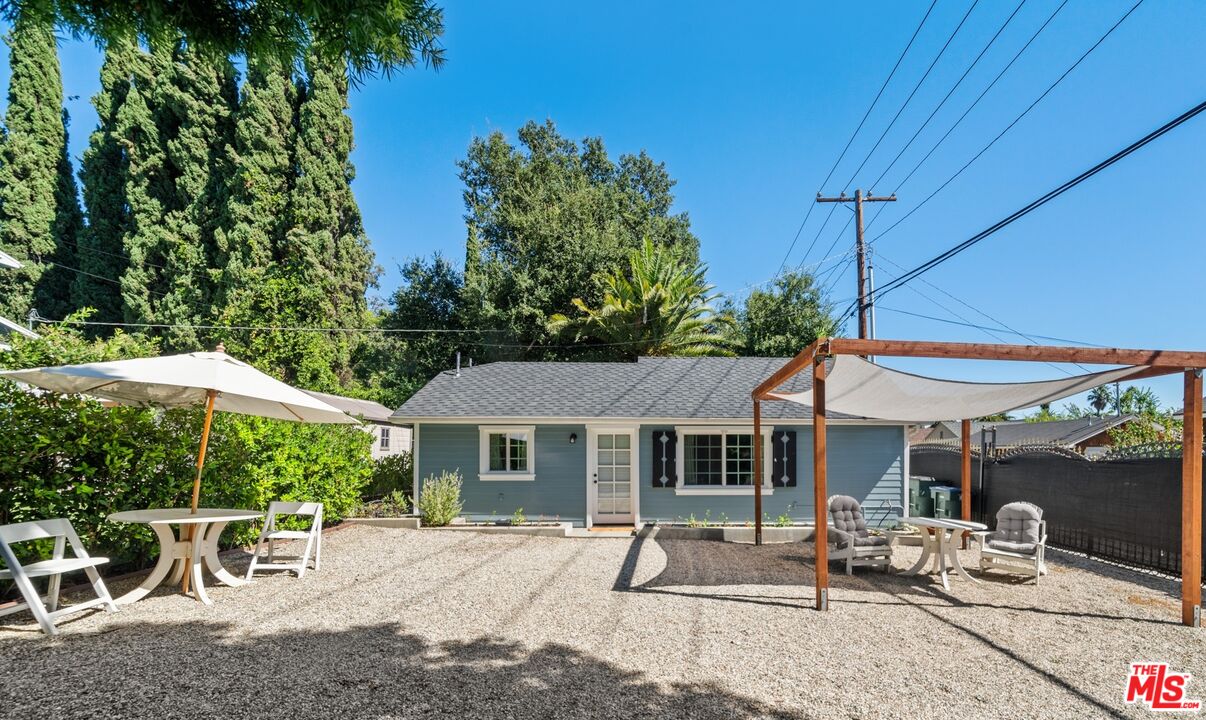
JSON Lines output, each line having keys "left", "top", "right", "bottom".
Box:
{"left": 455, "top": 351, "right": 461, "bottom": 378}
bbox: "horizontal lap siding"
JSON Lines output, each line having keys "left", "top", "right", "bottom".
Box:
{"left": 638, "top": 424, "right": 903, "bottom": 527}
{"left": 417, "top": 424, "right": 588, "bottom": 525}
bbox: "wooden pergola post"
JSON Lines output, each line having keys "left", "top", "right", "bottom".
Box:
{"left": 961, "top": 418, "right": 972, "bottom": 548}
{"left": 754, "top": 399, "right": 762, "bottom": 546}
{"left": 1183, "top": 369, "right": 1202, "bottom": 628}
{"left": 813, "top": 354, "right": 828, "bottom": 611}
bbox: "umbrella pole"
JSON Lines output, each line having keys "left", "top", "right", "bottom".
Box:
{"left": 182, "top": 390, "right": 217, "bottom": 595}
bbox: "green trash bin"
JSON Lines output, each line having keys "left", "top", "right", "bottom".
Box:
{"left": 930, "top": 485, "right": 962, "bottom": 519}
{"left": 909, "top": 476, "right": 937, "bottom": 518}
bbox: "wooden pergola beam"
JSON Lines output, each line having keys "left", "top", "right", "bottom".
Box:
{"left": 827, "top": 338, "right": 1206, "bottom": 368}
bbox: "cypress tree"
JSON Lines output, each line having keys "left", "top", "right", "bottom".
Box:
{"left": 114, "top": 44, "right": 171, "bottom": 333}
{"left": 212, "top": 55, "right": 297, "bottom": 326}
{"left": 116, "top": 41, "right": 237, "bottom": 351}
{"left": 151, "top": 41, "right": 238, "bottom": 350}
{"left": 239, "top": 54, "right": 373, "bottom": 389}
{"left": 74, "top": 37, "right": 139, "bottom": 326}
{"left": 0, "top": 10, "right": 83, "bottom": 323}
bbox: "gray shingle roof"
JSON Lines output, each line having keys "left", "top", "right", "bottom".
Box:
{"left": 391, "top": 356, "right": 854, "bottom": 421}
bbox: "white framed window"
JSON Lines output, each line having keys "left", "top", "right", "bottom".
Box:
{"left": 674, "top": 426, "right": 773, "bottom": 495}
{"left": 478, "top": 426, "right": 536, "bottom": 481}
{"left": 379, "top": 426, "right": 391, "bottom": 451}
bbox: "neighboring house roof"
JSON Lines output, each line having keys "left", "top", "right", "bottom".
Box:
{"left": 924, "top": 415, "right": 1136, "bottom": 447}
{"left": 391, "top": 356, "right": 856, "bottom": 422}
{"left": 302, "top": 389, "right": 394, "bottom": 423}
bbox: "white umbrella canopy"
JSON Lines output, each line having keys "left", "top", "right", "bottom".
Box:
{"left": 0, "top": 350, "right": 357, "bottom": 425}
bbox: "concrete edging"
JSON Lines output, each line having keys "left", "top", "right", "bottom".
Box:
{"left": 641, "top": 524, "right": 815, "bottom": 544}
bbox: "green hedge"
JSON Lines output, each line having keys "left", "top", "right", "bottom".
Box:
{"left": 0, "top": 380, "right": 373, "bottom": 572}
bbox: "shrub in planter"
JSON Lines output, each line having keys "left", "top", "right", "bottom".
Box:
{"left": 418, "top": 470, "right": 463, "bottom": 526}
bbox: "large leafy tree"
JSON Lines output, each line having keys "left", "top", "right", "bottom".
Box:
{"left": 363, "top": 253, "right": 468, "bottom": 406}
{"left": 7, "top": 1, "right": 445, "bottom": 82}
{"left": 0, "top": 8, "right": 84, "bottom": 322}
{"left": 74, "top": 36, "right": 139, "bottom": 326}
{"left": 731, "top": 271, "right": 838, "bottom": 356}
{"left": 461, "top": 120, "right": 699, "bottom": 359}
{"left": 548, "top": 239, "right": 732, "bottom": 357}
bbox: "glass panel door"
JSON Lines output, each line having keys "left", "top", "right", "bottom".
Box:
{"left": 594, "top": 431, "right": 633, "bottom": 521}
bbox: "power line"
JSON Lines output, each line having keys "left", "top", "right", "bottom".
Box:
{"left": 877, "top": 306, "right": 1103, "bottom": 347}
{"left": 39, "top": 317, "right": 731, "bottom": 352}
{"left": 871, "top": 251, "right": 1092, "bottom": 374}
{"left": 864, "top": 0, "right": 1070, "bottom": 234}
{"left": 835, "top": 0, "right": 982, "bottom": 194}
{"left": 862, "top": 95, "right": 1206, "bottom": 308}
{"left": 865, "top": 0, "right": 1028, "bottom": 193}
{"left": 869, "top": 0, "right": 1142, "bottom": 244}
{"left": 779, "top": 0, "right": 939, "bottom": 272}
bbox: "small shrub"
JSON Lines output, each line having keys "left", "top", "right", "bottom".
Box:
{"left": 363, "top": 452, "right": 413, "bottom": 499}
{"left": 774, "top": 513, "right": 793, "bottom": 527}
{"left": 510, "top": 507, "right": 526, "bottom": 526}
{"left": 351, "top": 489, "right": 411, "bottom": 518}
{"left": 418, "top": 470, "right": 463, "bottom": 527}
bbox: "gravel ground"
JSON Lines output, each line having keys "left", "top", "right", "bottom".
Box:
{"left": 1, "top": 526, "right": 1202, "bottom": 719}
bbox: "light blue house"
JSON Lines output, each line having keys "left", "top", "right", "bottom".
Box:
{"left": 390, "top": 357, "right": 907, "bottom": 528}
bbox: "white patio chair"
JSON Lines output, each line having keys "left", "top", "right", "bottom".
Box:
{"left": 0, "top": 518, "right": 118, "bottom": 635}
{"left": 972, "top": 501, "right": 1048, "bottom": 584}
{"left": 245, "top": 502, "right": 323, "bottom": 579}
{"left": 827, "top": 495, "right": 893, "bottom": 574}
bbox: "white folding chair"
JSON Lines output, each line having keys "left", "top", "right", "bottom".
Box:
{"left": 0, "top": 518, "right": 118, "bottom": 635}
{"left": 245, "top": 502, "right": 323, "bottom": 579}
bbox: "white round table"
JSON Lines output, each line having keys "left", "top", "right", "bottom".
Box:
{"left": 899, "top": 516, "right": 988, "bottom": 590}
{"left": 108, "top": 508, "right": 262, "bottom": 605}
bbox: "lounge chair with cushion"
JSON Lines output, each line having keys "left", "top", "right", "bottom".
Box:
{"left": 973, "top": 501, "right": 1048, "bottom": 584}
{"left": 827, "top": 495, "right": 893, "bottom": 574}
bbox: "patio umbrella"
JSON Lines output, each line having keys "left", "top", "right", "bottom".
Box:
{"left": 0, "top": 344, "right": 357, "bottom": 516}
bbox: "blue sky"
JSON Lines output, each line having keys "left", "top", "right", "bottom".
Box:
{"left": 5, "top": 0, "right": 1206, "bottom": 410}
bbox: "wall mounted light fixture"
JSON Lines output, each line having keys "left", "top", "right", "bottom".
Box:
{"left": 569, "top": 433, "right": 578, "bottom": 444}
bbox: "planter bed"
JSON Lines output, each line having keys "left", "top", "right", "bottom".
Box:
{"left": 641, "top": 523, "right": 815, "bottom": 544}
{"left": 421, "top": 521, "right": 573, "bottom": 537}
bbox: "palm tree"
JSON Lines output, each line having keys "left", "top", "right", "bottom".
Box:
{"left": 548, "top": 238, "right": 734, "bottom": 356}
{"left": 1087, "top": 385, "right": 1112, "bottom": 416}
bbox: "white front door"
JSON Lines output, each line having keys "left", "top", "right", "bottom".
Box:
{"left": 589, "top": 429, "right": 636, "bottom": 524}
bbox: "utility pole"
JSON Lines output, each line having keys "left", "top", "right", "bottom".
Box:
{"left": 816, "top": 189, "right": 896, "bottom": 338}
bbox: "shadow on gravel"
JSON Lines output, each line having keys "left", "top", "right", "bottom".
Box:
{"left": 0, "top": 621, "right": 807, "bottom": 720}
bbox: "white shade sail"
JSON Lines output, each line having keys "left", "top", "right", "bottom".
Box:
{"left": 0, "top": 351, "right": 356, "bottom": 424}
{"left": 769, "top": 354, "right": 1150, "bottom": 423}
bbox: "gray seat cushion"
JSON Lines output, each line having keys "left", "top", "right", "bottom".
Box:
{"left": 986, "top": 502, "right": 1043, "bottom": 555}
{"left": 986, "top": 538, "right": 1037, "bottom": 554}
{"left": 828, "top": 495, "right": 887, "bottom": 549}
